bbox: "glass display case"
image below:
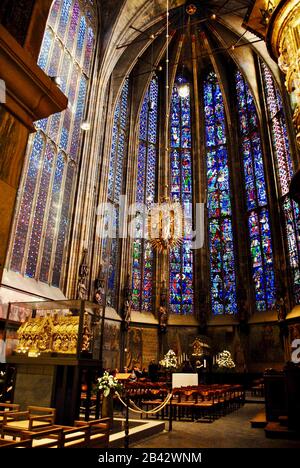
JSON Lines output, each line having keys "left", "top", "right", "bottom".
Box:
{"left": 5, "top": 300, "right": 103, "bottom": 361}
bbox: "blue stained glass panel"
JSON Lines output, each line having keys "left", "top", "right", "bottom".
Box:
{"left": 66, "top": 0, "right": 80, "bottom": 52}
{"left": 48, "top": 0, "right": 60, "bottom": 29}
{"left": 132, "top": 79, "right": 159, "bottom": 312}
{"left": 52, "top": 164, "right": 75, "bottom": 287}
{"left": 11, "top": 133, "right": 44, "bottom": 273}
{"left": 205, "top": 71, "right": 237, "bottom": 315}
{"left": 169, "top": 77, "right": 194, "bottom": 315}
{"left": 40, "top": 152, "right": 65, "bottom": 283}
{"left": 236, "top": 70, "right": 275, "bottom": 311}
{"left": 10, "top": 0, "right": 97, "bottom": 288}
{"left": 25, "top": 142, "right": 55, "bottom": 279}
{"left": 57, "top": 0, "right": 72, "bottom": 40}
{"left": 38, "top": 28, "right": 52, "bottom": 72}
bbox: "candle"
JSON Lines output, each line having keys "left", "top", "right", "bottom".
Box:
{"left": 204, "top": 359, "right": 207, "bottom": 368}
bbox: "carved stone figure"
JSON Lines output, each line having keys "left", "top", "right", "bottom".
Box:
{"left": 77, "top": 280, "right": 87, "bottom": 300}
{"left": 159, "top": 305, "right": 168, "bottom": 333}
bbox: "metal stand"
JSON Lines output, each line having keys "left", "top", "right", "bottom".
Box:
{"left": 124, "top": 391, "right": 130, "bottom": 449}
{"left": 168, "top": 394, "right": 173, "bottom": 431}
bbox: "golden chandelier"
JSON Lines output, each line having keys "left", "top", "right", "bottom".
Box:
{"left": 148, "top": 196, "right": 184, "bottom": 252}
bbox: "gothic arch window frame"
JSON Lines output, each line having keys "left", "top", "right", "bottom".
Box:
{"left": 132, "top": 77, "right": 159, "bottom": 313}
{"left": 204, "top": 70, "right": 238, "bottom": 316}
{"left": 102, "top": 78, "right": 130, "bottom": 308}
{"left": 8, "top": 0, "right": 98, "bottom": 290}
{"left": 259, "top": 59, "right": 300, "bottom": 305}
{"left": 235, "top": 69, "right": 276, "bottom": 312}
{"left": 169, "top": 75, "right": 194, "bottom": 316}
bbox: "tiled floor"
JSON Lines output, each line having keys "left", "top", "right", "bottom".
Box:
{"left": 130, "top": 404, "right": 300, "bottom": 448}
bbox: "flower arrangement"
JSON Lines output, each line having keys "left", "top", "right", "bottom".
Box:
{"left": 159, "top": 349, "right": 178, "bottom": 369}
{"left": 96, "top": 371, "right": 123, "bottom": 397}
{"left": 216, "top": 350, "right": 235, "bottom": 369}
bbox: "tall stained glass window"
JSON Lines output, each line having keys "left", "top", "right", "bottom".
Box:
{"left": 260, "top": 61, "right": 300, "bottom": 303}
{"left": 102, "top": 79, "right": 130, "bottom": 307}
{"left": 9, "top": 0, "right": 97, "bottom": 288}
{"left": 204, "top": 71, "right": 237, "bottom": 315}
{"left": 132, "top": 78, "right": 159, "bottom": 312}
{"left": 169, "top": 78, "right": 194, "bottom": 315}
{"left": 235, "top": 71, "right": 276, "bottom": 311}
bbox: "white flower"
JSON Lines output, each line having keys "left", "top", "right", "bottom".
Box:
{"left": 159, "top": 349, "right": 178, "bottom": 369}
{"left": 96, "top": 371, "right": 122, "bottom": 396}
{"left": 216, "top": 350, "right": 235, "bottom": 368}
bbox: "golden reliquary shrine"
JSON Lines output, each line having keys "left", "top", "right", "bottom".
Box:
{"left": 16, "top": 314, "right": 80, "bottom": 356}
{"left": 1, "top": 0, "right": 300, "bottom": 451}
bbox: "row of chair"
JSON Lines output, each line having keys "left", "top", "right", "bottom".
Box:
{"left": 140, "top": 384, "right": 245, "bottom": 422}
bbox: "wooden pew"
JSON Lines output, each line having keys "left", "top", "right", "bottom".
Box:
{"left": 74, "top": 418, "right": 110, "bottom": 448}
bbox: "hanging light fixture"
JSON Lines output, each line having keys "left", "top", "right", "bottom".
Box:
{"left": 147, "top": 0, "right": 184, "bottom": 253}
{"left": 148, "top": 195, "right": 184, "bottom": 252}
{"left": 177, "top": 72, "right": 190, "bottom": 99}
{"left": 177, "top": 82, "right": 190, "bottom": 98}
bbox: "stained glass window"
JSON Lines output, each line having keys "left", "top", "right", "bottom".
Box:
{"left": 204, "top": 71, "right": 237, "bottom": 315}
{"left": 169, "top": 79, "right": 194, "bottom": 315}
{"left": 260, "top": 61, "right": 300, "bottom": 303}
{"left": 235, "top": 70, "right": 276, "bottom": 311}
{"left": 102, "top": 79, "right": 130, "bottom": 307}
{"left": 9, "top": 0, "right": 97, "bottom": 288}
{"left": 132, "top": 78, "right": 159, "bottom": 312}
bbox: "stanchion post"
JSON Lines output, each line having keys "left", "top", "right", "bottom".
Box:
{"left": 125, "top": 391, "right": 130, "bottom": 449}
{"left": 168, "top": 394, "right": 173, "bottom": 431}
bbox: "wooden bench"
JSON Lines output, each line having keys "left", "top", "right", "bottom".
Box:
{"left": 0, "top": 437, "right": 32, "bottom": 448}
{"left": 1, "top": 409, "right": 55, "bottom": 438}
{"left": 74, "top": 418, "right": 110, "bottom": 448}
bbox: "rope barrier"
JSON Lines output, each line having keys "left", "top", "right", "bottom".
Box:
{"left": 116, "top": 391, "right": 173, "bottom": 415}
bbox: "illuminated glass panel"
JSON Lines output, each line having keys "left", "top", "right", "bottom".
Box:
{"left": 236, "top": 70, "right": 275, "bottom": 311}
{"left": 204, "top": 71, "right": 237, "bottom": 315}
{"left": 132, "top": 78, "right": 159, "bottom": 312}
{"left": 169, "top": 80, "right": 194, "bottom": 315}
{"left": 103, "top": 79, "right": 129, "bottom": 307}
{"left": 10, "top": 0, "right": 97, "bottom": 287}
{"left": 261, "top": 61, "right": 300, "bottom": 303}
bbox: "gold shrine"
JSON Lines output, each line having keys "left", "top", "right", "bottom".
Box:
{"left": 16, "top": 315, "right": 80, "bottom": 356}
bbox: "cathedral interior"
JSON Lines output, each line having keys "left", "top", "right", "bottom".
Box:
{"left": 0, "top": 0, "right": 300, "bottom": 449}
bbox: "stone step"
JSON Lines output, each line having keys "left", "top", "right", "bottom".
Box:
{"left": 250, "top": 411, "right": 267, "bottom": 428}
{"left": 278, "top": 415, "right": 288, "bottom": 427}
{"left": 265, "top": 422, "right": 300, "bottom": 440}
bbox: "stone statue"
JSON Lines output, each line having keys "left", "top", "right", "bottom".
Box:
{"left": 123, "top": 274, "right": 132, "bottom": 331}
{"left": 159, "top": 305, "right": 168, "bottom": 333}
{"left": 94, "top": 264, "right": 106, "bottom": 306}
{"left": 77, "top": 280, "right": 87, "bottom": 300}
{"left": 77, "top": 248, "right": 89, "bottom": 300}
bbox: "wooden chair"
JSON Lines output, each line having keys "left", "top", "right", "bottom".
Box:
{"left": 175, "top": 390, "right": 197, "bottom": 421}
{"left": 1, "top": 409, "right": 54, "bottom": 438}
{"left": 194, "top": 391, "right": 217, "bottom": 422}
{"left": 0, "top": 437, "right": 32, "bottom": 448}
{"left": 19, "top": 427, "right": 64, "bottom": 448}
{"left": 18, "top": 424, "right": 90, "bottom": 448}
{"left": 74, "top": 417, "right": 110, "bottom": 448}
{"left": 0, "top": 403, "right": 21, "bottom": 428}
{"left": 27, "top": 406, "right": 56, "bottom": 424}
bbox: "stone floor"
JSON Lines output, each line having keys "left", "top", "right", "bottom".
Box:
{"left": 130, "top": 404, "right": 300, "bottom": 448}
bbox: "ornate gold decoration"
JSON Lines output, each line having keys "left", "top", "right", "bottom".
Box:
{"left": 186, "top": 4, "right": 197, "bottom": 16}
{"left": 81, "top": 311, "right": 92, "bottom": 352}
{"left": 16, "top": 314, "right": 79, "bottom": 356}
{"left": 266, "top": 0, "right": 300, "bottom": 146}
{"left": 148, "top": 197, "right": 184, "bottom": 252}
{"left": 191, "top": 337, "right": 210, "bottom": 357}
